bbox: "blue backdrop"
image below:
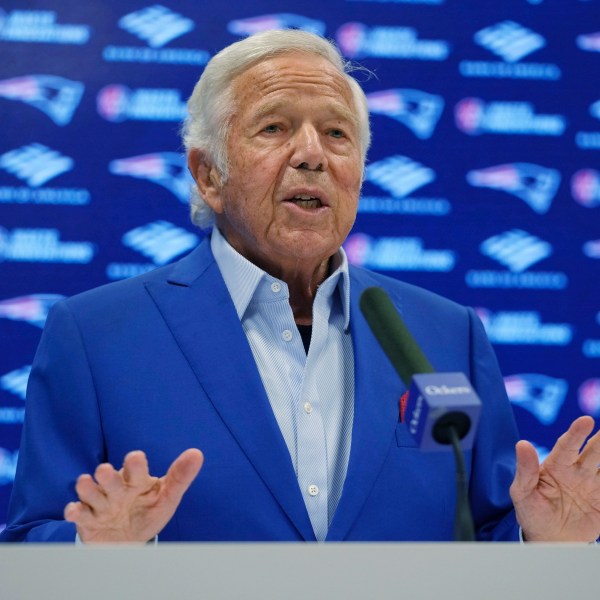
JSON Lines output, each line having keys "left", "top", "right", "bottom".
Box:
{"left": 1, "top": 0, "right": 599, "bottom": 528}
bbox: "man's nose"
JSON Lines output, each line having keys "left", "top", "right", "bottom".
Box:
{"left": 290, "top": 125, "right": 328, "bottom": 172}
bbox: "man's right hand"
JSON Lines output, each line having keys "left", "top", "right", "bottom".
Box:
{"left": 64, "top": 448, "right": 204, "bottom": 543}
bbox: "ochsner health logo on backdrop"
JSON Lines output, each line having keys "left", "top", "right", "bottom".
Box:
{"left": 475, "top": 308, "right": 573, "bottom": 346}
{"left": 344, "top": 232, "right": 455, "bottom": 272}
{"left": 466, "top": 229, "right": 568, "bottom": 290}
{"left": 0, "top": 228, "right": 95, "bottom": 264}
{"left": 0, "top": 9, "right": 91, "bottom": 44}
{"left": 459, "top": 20, "right": 560, "bottom": 80}
{"left": 571, "top": 169, "right": 600, "bottom": 208}
{"left": 97, "top": 85, "right": 187, "bottom": 122}
{"left": 455, "top": 98, "right": 566, "bottom": 137}
{"left": 336, "top": 22, "right": 449, "bottom": 60}
{"left": 579, "top": 379, "right": 600, "bottom": 417}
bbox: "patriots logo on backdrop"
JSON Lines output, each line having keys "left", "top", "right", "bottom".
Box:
{"left": 0, "top": 75, "right": 83, "bottom": 126}
{"left": 366, "top": 89, "right": 444, "bottom": 139}
{"left": 108, "top": 153, "right": 192, "bottom": 203}
{"left": 466, "top": 163, "right": 560, "bottom": 214}
{"left": 228, "top": 14, "right": 326, "bottom": 36}
{"left": 0, "top": 294, "right": 64, "bottom": 328}
{"left": 0, "top": 366, "right": 31, "bottom": 401}
{"left": 504, "top": 374, "right": 567, "bottom": 425}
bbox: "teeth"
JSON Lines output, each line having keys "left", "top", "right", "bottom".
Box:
{"left": 295, "top": 199, "right": 320, "bottom": 209}
{"left": 290, "top": 195, "right": 322, "bottom": 208}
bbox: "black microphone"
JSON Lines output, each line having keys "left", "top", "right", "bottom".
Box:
{"left": 359, "top": 286, "right": 481, "bottom": 541}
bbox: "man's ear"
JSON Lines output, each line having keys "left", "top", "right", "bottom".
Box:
{"left": 187, "top": 149, "right": 224, "bottom": 214}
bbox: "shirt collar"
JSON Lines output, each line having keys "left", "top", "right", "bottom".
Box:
{"left": 210, "top": 226, "right": 351, "bottom": 330}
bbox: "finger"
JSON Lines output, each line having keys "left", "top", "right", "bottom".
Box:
{"left": 64, "top": 500, "right": 94, "bottom": 524}
{"left": 510, "top": 440, "right": 540, "bottom": 501}
{"left": 576, "top": 420, "right": 600, "bottom": 473}
{"left": 162, "top": 449, "right": 204, "bottom": 505}
{"left": 122, "top": 450, "right": 152, "bottom": 488}
{"left": 546, "top": 416, "right": 596, "bottom": 468}
{"left": 75, "top": 473, "right": 108, "bottom": 511}
{"left": 93, "top": 462, "right": 124, "bottom": 495}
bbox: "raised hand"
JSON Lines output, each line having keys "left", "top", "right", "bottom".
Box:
{"left": 510, "top": 416, "right": 600, "bottom": 542}
{"left": 64, "top": 448, "right": 204, "bottom": 543}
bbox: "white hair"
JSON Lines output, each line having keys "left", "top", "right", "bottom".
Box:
{"left": 182, "top": 29, "right": 371, "bottom": 230}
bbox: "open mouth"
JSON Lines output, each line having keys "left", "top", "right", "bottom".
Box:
{"left": 287, "top": 194, "right": 323, "bottom": 209}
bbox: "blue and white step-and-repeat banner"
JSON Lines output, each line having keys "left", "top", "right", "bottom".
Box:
{"left": 0, "top": 0, "right": 599, "bottom": 526}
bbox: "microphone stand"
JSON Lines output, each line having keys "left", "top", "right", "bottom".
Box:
{"left": 434, "top": 415, "right": 476, "bottom": 542}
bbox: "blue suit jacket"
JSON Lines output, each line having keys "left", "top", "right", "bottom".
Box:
{"left": 2, "top": 238, "right": 520, "bottom": 542}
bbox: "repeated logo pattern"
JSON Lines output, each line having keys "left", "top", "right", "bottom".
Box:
{"left": 0, "top": 2, "right": 598, "bottom": 523}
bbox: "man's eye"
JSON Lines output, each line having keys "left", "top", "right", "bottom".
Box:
{"left": 263, "top": 124, "right": 281, "bottom": 133}
{"left": 329, "top": 129, "right": 345, "bottom": 138}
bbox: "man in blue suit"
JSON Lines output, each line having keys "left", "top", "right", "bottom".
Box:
{"left": 2, "top": 30, "right": 599, "bottom": 544}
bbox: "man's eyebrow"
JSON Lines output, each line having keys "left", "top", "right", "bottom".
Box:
{"left": 251, "top": 100, "right": 286, "bottom": 120}
{"left": 252, "top": 100, "right": 359, "bottom": 128}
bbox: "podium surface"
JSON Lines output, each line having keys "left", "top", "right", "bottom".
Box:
{"left": 0, "top": 542, "right": 596, "bottom": 599}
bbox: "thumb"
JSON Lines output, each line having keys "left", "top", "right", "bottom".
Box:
{"left": 163, "top": 448, "right": 204, "bottom": 504}
{"left": 510, "top": 440, "right": 540, "bottom": 502}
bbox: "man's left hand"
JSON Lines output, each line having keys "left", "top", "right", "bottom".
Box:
{"left": 510, "top": 415, "right": 600, "bottom": 542}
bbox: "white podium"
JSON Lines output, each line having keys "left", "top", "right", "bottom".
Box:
{"left": 0, "top": 542, "right": 596, "bottom": 600}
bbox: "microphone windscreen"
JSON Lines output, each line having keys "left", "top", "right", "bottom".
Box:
{"left": 359, "top": 287, "right": 434, "bottom": 387}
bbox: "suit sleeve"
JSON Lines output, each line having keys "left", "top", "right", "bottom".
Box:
{"left": 466, "top": 307, "right": 521, "bottom": 541}
{"left": 1, "top": 300, "right": 106, "bottom": 542}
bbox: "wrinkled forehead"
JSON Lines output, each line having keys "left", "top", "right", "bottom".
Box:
{"left": 229, "top": 53, "right": 360, "bottom": 138}
{"left": 231, "top": 51, "right": 356, "bottom": 107}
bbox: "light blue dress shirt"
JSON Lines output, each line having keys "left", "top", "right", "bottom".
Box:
{"left": 211, "top": 228, "right": 355, "bottom": 541}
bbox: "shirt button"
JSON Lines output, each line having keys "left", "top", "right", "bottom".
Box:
{"left": 282, "top": 329, "right": 293, "bottom": 342}
{"left": 304, "top": 402, "right": 313, "bottom": 414}
{"left": 308, "top": 485, "right": 319, "bottom": 497}
{"left": 271, "top": 282, "right": 281, "bottom": 293}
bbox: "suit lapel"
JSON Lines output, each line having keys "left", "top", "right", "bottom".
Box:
{"left": 145, "top": 241, "right": 315, "bottom": 541}
{"left": 327, "top": 272, "right": 405, "bottom": 541}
